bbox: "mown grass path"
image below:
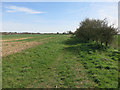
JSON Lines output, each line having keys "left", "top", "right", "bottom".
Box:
{"left": 25, "top": 35, "right": 95, "bottom": 88}
{"left": 2, "top": 35, "right": 118, "bottom": 88}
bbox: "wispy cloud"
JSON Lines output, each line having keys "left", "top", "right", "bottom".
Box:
{"left": 5, "top": 5, "right": 47, "bottom": 14}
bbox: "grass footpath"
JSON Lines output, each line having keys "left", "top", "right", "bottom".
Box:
{"left": 2, "top": 35, "right": 119, "bottom": 88}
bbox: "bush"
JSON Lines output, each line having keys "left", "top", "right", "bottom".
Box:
{"left": 74, "top": 18, "right": 118, "bottom": 46}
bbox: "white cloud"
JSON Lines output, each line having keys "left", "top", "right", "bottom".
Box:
{"left": 89, "top": 3, "right": 118, "bottom": 28}
{"left": 97, "top": 6, "right": 118, "bottom": 28}
{"left": 5, "top": 5, "right": 47, "bottom": 14}
{"left": 99, "top": 11, "right": 117, "bottom": 27}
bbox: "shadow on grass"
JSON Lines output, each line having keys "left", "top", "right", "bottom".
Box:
{"left": 63, "top": 36, "right": 89, "bottom": 45}
{"left": 63, "top": 36, "right": 108, "bottom": 54}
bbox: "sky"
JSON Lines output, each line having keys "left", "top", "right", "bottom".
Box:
{"left": 1, "top": 2, "right": 118, "bottom": 33}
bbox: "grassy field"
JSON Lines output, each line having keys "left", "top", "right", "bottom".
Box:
{"left": 110, "top": 35, "right": 120, "bottom": 50}
{"left": 2, "top": 34, "right": 119, "bottom": 88}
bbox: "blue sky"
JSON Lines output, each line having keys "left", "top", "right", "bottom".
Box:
{"left": 2, "top": 2, "right": 118, "bottom": 33}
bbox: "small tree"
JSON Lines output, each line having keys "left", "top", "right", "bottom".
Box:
{"left": 67, "top": 31, "right": 73, "bottom": 34}
{"left": 74, "top": 18, "right": 118, "bottom": 46}
{"left": 63, "top": 32, "right": 66, "bottom": 34}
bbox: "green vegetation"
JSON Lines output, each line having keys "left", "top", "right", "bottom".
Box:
{"left": 2, "top": 34, "right": 119, "bottom": 88}
{"left": 65, "top": 36, "right": 119, "bottom": 88}
{"left": 74, "top": 18, "right": 118, "bottom": 46}
{"left": 110, "top": 35, "right": 119, "bottom": 50}
{"left": 2, "top": 34, "right": 57, "bottom": 41}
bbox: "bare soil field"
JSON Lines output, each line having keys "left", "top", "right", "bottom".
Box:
{"left": 1, "top": 36, "right": 55, "bottom": 57}
{"left": 2, "top": 41, "right": 42, "bottom": 57}
{"left": 1, "top": 37, "right": 33, "bottom": 42}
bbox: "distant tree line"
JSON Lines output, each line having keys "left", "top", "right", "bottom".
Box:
{"left": 74, "top": 18, "right": 118, "bottom": 46}
{"left": 1, "top": 31, "right": 74, "bottom": 35}
{"left": 1, "top": 32, "right": 41, "bottom": 35}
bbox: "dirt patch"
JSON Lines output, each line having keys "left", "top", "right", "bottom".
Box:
{"left": 2, "top": 41, "right": 43, "bottom": 57}
{"left": 1, "top": 37, "right": 55, "bottom": 57}
{"left": 2, "top": 37, "right": 33, "bottom": 42}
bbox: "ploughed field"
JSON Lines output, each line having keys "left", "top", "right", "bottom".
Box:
{"left": 2, "top": 34, "right": 119, "bottom": 88}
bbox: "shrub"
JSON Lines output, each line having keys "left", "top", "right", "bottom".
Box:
{"left": 74, "top": 18, "right": 118, "bottom": 46}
